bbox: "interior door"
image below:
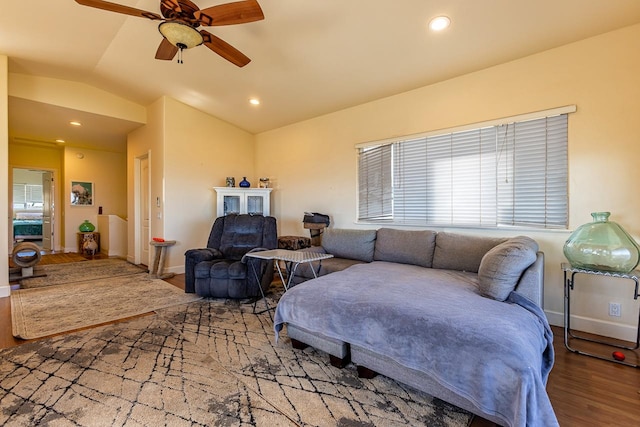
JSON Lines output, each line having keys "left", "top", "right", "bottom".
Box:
{"left": 140, "top": 156, "right": 150, "bottom": 266}
{"left": 41, "top": 171, "right": 53, "bottom": 251}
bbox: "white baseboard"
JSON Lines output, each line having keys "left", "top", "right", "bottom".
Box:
{"left": 167, "top": 265, "right": 185, "bottom": 275}
{"left": 0, "top": 285, "right": 11, "bottom": 298}
{"left": 545, "top": 309, "right": 637, "bottom": 342}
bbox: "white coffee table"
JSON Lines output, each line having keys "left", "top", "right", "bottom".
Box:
{"left": 245, "top": 249, "right": 334, "bottom": 291}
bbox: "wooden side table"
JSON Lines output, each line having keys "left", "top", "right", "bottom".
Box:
{"left": 149, "top": 240, "right": 176, "bottom": 279}
{"left": 77, "top": 232, "right": 100, "bottom": 255}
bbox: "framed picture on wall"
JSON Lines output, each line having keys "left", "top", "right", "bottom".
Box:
{"left": 70, "top": 181, "right": 94, "bottom": 206}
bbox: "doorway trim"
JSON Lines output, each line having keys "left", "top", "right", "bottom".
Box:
{"left": 133, "top": 152, "right": 151, "bottom": 265}
{"left": 9, "top": 165, "right": 60, "bottom": 252}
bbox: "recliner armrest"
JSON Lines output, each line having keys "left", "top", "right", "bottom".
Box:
{"left": 185, "top": 247, "right": 223, "bottom": 260}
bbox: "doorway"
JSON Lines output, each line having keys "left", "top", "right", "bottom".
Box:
{"left": 11, "top": 168, "right": 55, "bottom": 253}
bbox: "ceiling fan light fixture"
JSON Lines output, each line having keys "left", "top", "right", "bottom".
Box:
{"left": 158, "top": 21, "right": 203, "bottom": 49}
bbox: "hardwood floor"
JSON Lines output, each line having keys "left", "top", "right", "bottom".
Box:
{"left": 1, "top": 257, "right": 639, "bottom": 426}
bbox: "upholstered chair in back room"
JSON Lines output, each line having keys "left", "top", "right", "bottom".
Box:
{"left": 184, "top": 214, "right": 277, "bottom": 298}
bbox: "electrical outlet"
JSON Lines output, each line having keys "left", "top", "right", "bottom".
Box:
{"left": 609, "top": 302, "right": 621, "bottom": 317}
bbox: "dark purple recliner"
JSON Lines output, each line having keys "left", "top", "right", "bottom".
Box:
{"left": 184, "top": 214, "right": 277, "bottom": 298}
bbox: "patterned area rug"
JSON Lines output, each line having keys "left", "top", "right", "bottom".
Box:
{"left": 0, "top": 288, "right": 474, "bottom": 426}
{"left": 159, "top": 298, "right": 474, "bottom": 426}
{"left": 19, "top": 258, "right": 147, "bottom": 288}
{"left": 11, "top": 274, "right": 201, "bottom": 339}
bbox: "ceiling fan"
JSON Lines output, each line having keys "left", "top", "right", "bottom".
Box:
{"left": 75, "top": 0, "right": 264, "bottom": 66}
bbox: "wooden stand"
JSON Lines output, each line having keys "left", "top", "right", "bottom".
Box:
{"left": 77, "top": 232, "right": 100, "bottom": 255}
{"left": 150, "top": 240, "right": 176, "bottom": 279}
{"left": 303, "top": 223, "right": 327, "bottom": 246}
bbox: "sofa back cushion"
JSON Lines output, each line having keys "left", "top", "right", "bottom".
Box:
{"left": 322, "top": 228, "right": 377, "bottom": 262}
{"left": 432, "top": 232, "right": 506, "bottom": 272}
{"left": 478, "top": 236, "right": 539, "bottom": 301}
{"left": 373, "top": 228, "right": 437, "bottom": 267}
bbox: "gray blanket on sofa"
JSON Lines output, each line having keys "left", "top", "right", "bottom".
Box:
{"left": 274, "top": 261, "right": 557, "bottom": 427}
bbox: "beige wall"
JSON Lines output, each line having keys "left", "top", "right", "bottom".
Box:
{"left": 255, "top": 24, "right": 640, "bottom": 340}
{"left": 163, "top": 97, "right": 255, "bottom": 271}
{"left": 0, "top": 55, "right": 8, "bottom": 297}
{"left": 64, "top": 147, "right": 126, "bottom": 252}
{"left": 127, "top": 98, "right": 165, "bottom": 265}
{"left": 9, "top": 74, "right": 146, "bottom": 123}
{"left": 9, "top": 143, "right": 62, "bottom": 170}
{"left": 128, "top": 97, "right": 255, "bottom": 272}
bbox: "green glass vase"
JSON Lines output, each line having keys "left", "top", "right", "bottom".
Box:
{"left": 563, "top": 212, "right": 640, "bottom": 273}
{"left": 79, "top": 220, "right": 95, "bottom": 232}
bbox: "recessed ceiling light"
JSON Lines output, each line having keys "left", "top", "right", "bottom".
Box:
{"left": 69, "top": 121, "right": 82, "bottom": 126}
{"left": 429, "top": 16, "right": 451, "bottom": 32}
{"left": 55, "top": 139, "right": 65, "bottom": 143}
{"left": 249, "top": 98, "right": 260, "bottom": 106}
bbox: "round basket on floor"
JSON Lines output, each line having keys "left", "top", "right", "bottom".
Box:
{"left": 12, "top": 242, "right": 42, "bottom": 268}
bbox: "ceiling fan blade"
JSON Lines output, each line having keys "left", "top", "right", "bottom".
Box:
{"left": 75, "top": 0, "right": 162, "bottom": 20}
{"left": 200, "top": 30, "right": 250, "bottom": 67}
{"left": 160, "top": 0, "right": 182, "bottom": 13}
{"left": 155, "top": 38, "right": 179, "bottom": 60}
{"left": 195, "top": 0, "right": 264, "bottom": 26}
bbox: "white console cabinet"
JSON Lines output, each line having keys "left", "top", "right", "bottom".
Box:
{"left": 214, "top": 187, "right": 272, "bottom": 217}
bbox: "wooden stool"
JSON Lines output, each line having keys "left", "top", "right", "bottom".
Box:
{"left": 149, "top": 240, "right": 176, "bottom": 279}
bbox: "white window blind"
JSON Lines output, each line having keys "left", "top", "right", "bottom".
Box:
{"left": 13, "top": 183, "right": 43, "bottom": 208}
{"left": 358, "top": 144, "right": 392, "bottom": 220}
{"left": 358, "top": 113, "right": 568, "bottom": 229}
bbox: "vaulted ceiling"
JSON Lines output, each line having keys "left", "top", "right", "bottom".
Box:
{"left": 3, "top": 0, "right": 640, "bottom": 151}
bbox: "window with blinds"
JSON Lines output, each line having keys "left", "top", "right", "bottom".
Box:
{"left": 357, "top": 113, "right": 568, "bottom": 229}
{"left": 13, "top": 183, "right": 44, "bottom": 209}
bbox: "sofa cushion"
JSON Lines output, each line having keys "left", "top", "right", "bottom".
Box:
{"left": 478, "top": 236, "right": 539, "bottom": 301}
{"left": 432, "top": 232, "right": 506, "bottom": 272}
{"left": 322, "top": 228, "right": 377, "bottom": 262}
{"left": 373, "top": 228, "right": 437, "bottom": 267}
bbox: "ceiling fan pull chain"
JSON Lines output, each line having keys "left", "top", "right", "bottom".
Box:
{"left": 177, "top": 47, "right": 183, "bottom": 64}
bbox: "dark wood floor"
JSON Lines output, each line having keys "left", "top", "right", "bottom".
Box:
{"left": 2, "top": 256, "right": 639, "bottom": 426}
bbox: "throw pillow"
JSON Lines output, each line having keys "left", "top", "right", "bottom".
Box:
{"left": 478, "top": 236, "right": 539, "bottom": 301}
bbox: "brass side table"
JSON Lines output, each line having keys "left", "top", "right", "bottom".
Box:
{"left": 562, "top": 263, "right": 640, "bottom": 367}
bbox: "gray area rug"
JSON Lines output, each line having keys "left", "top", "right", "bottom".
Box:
{"left": 11, "top": 273, "right": 201, "bottom": 339}
{"left": 19, "top": 258, "right": 148, "bottom": 289}
{"left": 0, "top": 287, "right": 473, "bottom": 426}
